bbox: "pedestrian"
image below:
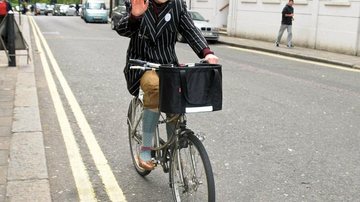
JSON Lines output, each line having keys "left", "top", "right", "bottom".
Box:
{"left": 75, "top": 3, "right": 80, "bottom": 16}
{"left": 114, "top": 0, "right": 218, "bottom": 170}
{"left": 22, "top": 1, "right": 28, "bottom": 14}
{"left": 0, "top": 0, "right": 12, "bottom": 24}
{"left": 275, "top": 0, "right": 294, "bottom": 48}
{"left": 30, "top": 4, "right": 34, "bottom": 13}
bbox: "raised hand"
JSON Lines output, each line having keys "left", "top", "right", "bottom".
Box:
{"left": 131, "top": 0, "right": 149, "bottom": 17}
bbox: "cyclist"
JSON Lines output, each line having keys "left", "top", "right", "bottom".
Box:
{"left": 115, "top": 0, "right": 219, "bottom": 170}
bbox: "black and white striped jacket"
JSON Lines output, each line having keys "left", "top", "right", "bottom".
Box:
{"left": 115, "top": 0, "right": 209, "bottom": 96}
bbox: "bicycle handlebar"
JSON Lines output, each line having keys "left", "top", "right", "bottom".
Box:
{"left": 129, "top": 58, "right": 210, "bottom": 71}
{"left": 129, "top": 66, "right": 148, "bottom": 70}
{"left": 129, "top": 59, "right": 161, "bottom": 68}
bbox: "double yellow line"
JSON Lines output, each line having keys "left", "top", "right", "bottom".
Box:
{"left": 29, "top": 16, "right": 127, "bottom": 202}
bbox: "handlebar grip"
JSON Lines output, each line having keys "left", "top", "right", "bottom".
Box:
{"left": 129, "top": 59, "right": 147, "bottom": 66}
{"left": 129, "top": 66, "right": 146, "bottom": 70}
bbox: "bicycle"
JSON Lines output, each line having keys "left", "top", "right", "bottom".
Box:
{"left": 127, "top": 59, "right": 217, "bottom": 202}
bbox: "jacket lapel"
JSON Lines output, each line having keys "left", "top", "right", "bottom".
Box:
{"left": 155, "top": 0, "right": 175, "bottom": 39}
{"left": 142, "top": 2, "right": 157, "bottom": 43}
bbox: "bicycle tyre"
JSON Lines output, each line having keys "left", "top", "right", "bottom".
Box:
{"left": 170, "top": 133, "right": 215, "bottom": 202}
{"left": 127, "top": 97, "right": 151, "bottom": 176}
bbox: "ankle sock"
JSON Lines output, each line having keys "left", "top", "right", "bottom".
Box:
{"left": 140, "top": 109, "right": 160, "bottom": 161}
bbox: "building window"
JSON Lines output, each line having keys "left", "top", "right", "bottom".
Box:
{"left": 262, "top": 0, "right": 281, "bottom": 4}
{"left": 241, "top": 0, "right": 257, "bottom": 3}
{"left": 325, "top": 0, "right": 351, "bottom": 7}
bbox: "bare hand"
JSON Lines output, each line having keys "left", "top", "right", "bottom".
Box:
{"left": 131, "top": 0, "right": 149, "bottom": 17}
{"left": 205, "top": 54, "right": 219, "bottom": 64}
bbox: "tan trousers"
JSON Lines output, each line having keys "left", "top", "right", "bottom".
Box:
{"left": 140, "top": 71, "right": 159, "bottom": 109}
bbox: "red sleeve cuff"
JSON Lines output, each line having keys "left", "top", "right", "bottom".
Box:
{"left": 201, "top": 48, "right": 214, "bottom": 58}
{"left": 130, "top": 13, "right": 144, "bottom": 20}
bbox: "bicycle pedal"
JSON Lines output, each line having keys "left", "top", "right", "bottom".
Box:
{"left": 151, "top": 158, "right": 159, "bottom": 166}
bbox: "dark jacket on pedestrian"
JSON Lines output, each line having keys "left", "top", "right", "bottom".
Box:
{"left": 281, "top": 5, "right": 293, "bottom": 25}
{"left": 115, "top": 0, "right": 211, "bottom": 96}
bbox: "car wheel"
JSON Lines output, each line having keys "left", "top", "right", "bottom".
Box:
{"left": 111, "top": 20, "right": 115, "bottom": 30}
{"left": 177, "top": 33, "right": 185, "bottom": 43}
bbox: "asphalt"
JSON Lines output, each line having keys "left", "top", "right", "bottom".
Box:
{"left": 0, "top": 14, "right": 359, "bottom": 201}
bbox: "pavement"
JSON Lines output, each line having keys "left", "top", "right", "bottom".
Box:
{"left": 218, "top": 35, "right": 360, "bottom": 70}
{"left": 0, "top": 14, "right": 51, "bottom": 201}
{"left": 0, "top": 14, "right": 359, "bottom": 201}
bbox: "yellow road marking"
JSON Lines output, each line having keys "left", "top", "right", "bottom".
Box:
{"left": 227, "top": 46, "right": 360, "bottom": 73}
{"left": 30, "top": 17, "right": 127, "bottom": 202}
{"left": 29, "top": 17, "right": 97, "bottom": 201}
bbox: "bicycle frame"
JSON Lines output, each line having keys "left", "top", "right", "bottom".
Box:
{"left": 128, "top": 59, "right": 216, "bottom": 201}
{"left": 129, "top": 96, "right": 190, "bottom": 173}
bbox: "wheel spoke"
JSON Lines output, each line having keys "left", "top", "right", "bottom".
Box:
{"left": 170, "top": 134, "right": 215, "bottom": 201}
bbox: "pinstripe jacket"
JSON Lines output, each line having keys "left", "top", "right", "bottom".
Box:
{"left": 115, "top": 0, "right": 210, "bottom": 96}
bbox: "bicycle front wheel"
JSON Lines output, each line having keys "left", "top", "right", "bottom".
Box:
{"left": 170, "top": 133, "right": 215, "bottom": 202}
{"left": 127, "top": 97, "right": 151, "bottom": 176}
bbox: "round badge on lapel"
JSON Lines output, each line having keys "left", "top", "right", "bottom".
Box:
{"left": 165, "top": 13, "right": 171, "bottom": 22}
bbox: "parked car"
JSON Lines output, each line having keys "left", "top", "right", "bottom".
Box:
{"left": 80, "top": 4, "right": 85, "bottom": 18}
{"left": 59, "top": 5, "right": 68, "bottom": 15}
{"left": 177, "top": 11, "right": 219, "bottom": 43}
{"left": 35, "top": 3, "right": 47, "bottom": 15}
{"left": 83, "top": 0, "right": 108, "bottom": 23}
{"left": 110, "top": 5, "right": 126, "bottom": 30}
{"left": 45, "top": 4, "right": 54, "bottom": 16}
{"left": 58, "top": 4, "right": 76, "bottom": 16}
{"left": 52, "top": 4, "right": 63, "bottom": 16}
{"left": 67, "top": 4, "right": 77, "bottom": 16}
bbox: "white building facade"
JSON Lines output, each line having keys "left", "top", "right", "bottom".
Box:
{"left": 186, "top": 0, "right": 360, "bottom": 56}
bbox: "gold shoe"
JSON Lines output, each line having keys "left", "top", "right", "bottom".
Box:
{"left": 137, "top": 156, "right": 155, "bottom": 170}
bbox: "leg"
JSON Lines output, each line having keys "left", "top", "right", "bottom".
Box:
{"left": 139, "top": 70, "right": 160, "bottom": 170}
{"left": 287, "top": 25, "right": 293, "bottom": 47}
{"left": 276, "top": 24, "right": 287, "bottom": 45}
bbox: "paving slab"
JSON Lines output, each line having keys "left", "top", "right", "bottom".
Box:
{"left": 0, "top": 185, "right": 5, "bottom": 202}
{"left": 7, "top": 132, "right": 48, "bottom": 181}
{"left": 0, "top": 126, "right": 11, "bottom": 137}
{"left": 12, "top": 107, "right": 42, "bottom": 133}
{"left": 14, "top": 87, "right": 38, "bottom": 107}
{"left": 0, "top": 104, "right": 13, "bottom": 117}
{"left": 6, "top": 179, "right": 51, "bottom": 202}
{"left": 0, "top": 150, "right": 9, "bottom": 166}
{"left": 0, "top": 166, "right": 7, "bottom": 184}
{"left": 16, "top": 72, "right": 35, "bottom": 88}
{"left": 0, "top": 137, "right": 10, "bottom": 150}
{"left": 0, "top": 117, "right": 12, "bottom": 127}
{"left": 0, "top": 89, "right": 14, "bottom": 102}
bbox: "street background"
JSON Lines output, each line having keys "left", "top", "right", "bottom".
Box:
{"left": 1, "top": 14, "right": 360, "bottom": 201}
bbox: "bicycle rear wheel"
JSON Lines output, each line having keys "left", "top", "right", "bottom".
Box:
{"left": 127, "top": 97, "right": 151, "bottom": 176}
{"left": 170, "top": 133, "right": 215, "bottom": 202}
